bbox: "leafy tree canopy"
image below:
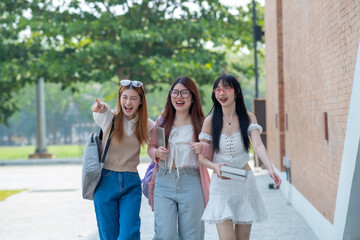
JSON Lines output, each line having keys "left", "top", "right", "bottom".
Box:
{"left": 0, "top": 0, "right": 263, "bottom": 124}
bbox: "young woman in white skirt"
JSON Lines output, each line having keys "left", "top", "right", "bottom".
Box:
{"left": 198, "top": 74, "right": 281, "bottom": 240}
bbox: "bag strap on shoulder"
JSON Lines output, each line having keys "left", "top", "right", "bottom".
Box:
{"left": 158, "top": 116, "right": 163, "bottom": 126}
{"left": 101, "top": 117, "right": 115, "bottom": 163}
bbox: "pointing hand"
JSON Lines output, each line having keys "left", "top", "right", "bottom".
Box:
{"left": 91, "top": 98, "right": 105, "bottom": 113}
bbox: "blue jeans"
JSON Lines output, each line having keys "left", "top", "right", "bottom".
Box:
{"left": 153, "top": 168, "right": 205, "bottom": 240}
{"left": 94, "top": 169, "right": 141, "bottom": 240}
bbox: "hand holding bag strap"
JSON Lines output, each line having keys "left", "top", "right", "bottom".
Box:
{"left": 101, "top": 117, "right": 115, "bottom": 163}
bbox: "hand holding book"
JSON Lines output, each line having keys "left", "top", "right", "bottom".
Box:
{"left": 155, "top": 127, "right": 169, "bottom": 161}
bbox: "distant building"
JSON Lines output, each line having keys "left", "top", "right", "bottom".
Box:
{"left": 265, "top": 1, "right": 360, "bottom": 239}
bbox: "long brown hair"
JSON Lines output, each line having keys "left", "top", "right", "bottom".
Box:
{"left": 161, "top": 76, "right": 204, "bottom": 147}
{"left": 112, "top": 84, "right": 149, "bottom": 146}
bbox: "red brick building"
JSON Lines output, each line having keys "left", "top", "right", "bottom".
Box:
{"left": 265, "top": 1, "right": 360, "bottom": 239}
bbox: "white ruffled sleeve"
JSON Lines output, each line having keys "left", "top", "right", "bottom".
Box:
{"left": 199, "top": 132, "right": 213, "bottom": 141}
{"left": 93, "top": 103, "right": 114, "bottom": 132}
{"left": 247, "top": 123, "right": 263, "bottom": 135}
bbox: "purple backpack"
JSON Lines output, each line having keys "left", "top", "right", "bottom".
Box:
{"left": 141, "top": 162, "right": 156, "bottom": 199}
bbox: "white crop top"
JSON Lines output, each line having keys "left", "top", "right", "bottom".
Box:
{"left": 159, "top": 125, "right": 198, "bottom": 172}
{"left": 199, "top": 123, "right": 262, "bottom": 168}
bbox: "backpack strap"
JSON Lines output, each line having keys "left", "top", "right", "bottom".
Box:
{"left": 158, "top": 116, "right": 163, "bottom": 126}
{"left": 100, "top": 117, "right": 115, "bottom": 163}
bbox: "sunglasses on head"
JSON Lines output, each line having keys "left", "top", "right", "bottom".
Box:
{"left": 120, "top": 80, "right": 143, "bottom": 88}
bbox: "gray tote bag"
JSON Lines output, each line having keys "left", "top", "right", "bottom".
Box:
{"left": 82, "top": 119, "right": 114, "bottom": 200}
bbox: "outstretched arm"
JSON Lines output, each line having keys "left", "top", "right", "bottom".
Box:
{"left": 248, "top": 112, "right": 281, "bottom": 188}
{"left": 92, "top": 98, "right": 113, "bottom": 131}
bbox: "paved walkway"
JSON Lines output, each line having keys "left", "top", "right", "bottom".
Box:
{"left": 0, "top": 159, "right": 318, "bottom": 240}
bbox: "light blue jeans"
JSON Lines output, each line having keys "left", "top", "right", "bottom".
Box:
{"left": 94, "top": 169, "right": 141, "bottom": 240}
{"left": 153, "top": 168, "right": 205, "bottom": 240}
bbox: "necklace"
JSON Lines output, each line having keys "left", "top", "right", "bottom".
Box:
{"left": 223, "top": 116, "right": 233, "bottom": 125}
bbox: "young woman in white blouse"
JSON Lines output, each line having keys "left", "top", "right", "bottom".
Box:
{"left": 147, "top": 76, "right": 211, "bottom": 240}
{"left": 91, "top": 80, "right": 154, "bottom": 240}
{"left": 198, "top": 74, "right": 281, "bottom": 240}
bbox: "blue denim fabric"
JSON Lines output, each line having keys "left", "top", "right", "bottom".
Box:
{"left": 94, "top": 169, "right": 141, "bottom": 240}
{"left": 153, "top": 168, "right": 205, "bottom": 240}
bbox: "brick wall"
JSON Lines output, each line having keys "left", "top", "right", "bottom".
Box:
{"left": 265, "top": 0, "right": 360, "bottom": 223}
{"left": 265, "top": 0, "right": 283, "bottom": 171}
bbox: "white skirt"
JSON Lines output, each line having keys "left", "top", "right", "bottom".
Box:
{"left": 202, "top": 171, "right": 267, "bottom": 224}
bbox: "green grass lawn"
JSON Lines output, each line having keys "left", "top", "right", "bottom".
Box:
{"left": 0, "top": 189, "right": 27, "bottom": 201}
{"left": 0, "top": 145, "right": 148, "bottom": 160}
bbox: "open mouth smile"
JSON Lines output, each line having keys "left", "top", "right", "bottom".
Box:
{"left": 175, "top": 101, "right": 185, "bottom": 107}
{"left": 219, "top": 97, "right": 228, "bottom": 104}
{"left": 124, "top": 106, "right": 133, "bottom": 112}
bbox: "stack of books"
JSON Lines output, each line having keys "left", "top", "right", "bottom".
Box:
{"left": 221, "top": 165, "right": 248, "bottom": 181}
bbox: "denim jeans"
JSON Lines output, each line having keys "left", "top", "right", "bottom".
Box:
{"left": 94, "top": 169, "right": 141, "bottom": 240}
{"left": 153, "top": 168, "right": 205, "bottom": 240}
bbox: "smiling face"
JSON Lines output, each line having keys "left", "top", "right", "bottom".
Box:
{"left": 120, "top": 88, "right": 142, "bottom": 119}
{"left": 214, "top": 81, "right": 235, "bottom": 107}
{"left": 170, "top": 83, "right": 192, "bottom": 113}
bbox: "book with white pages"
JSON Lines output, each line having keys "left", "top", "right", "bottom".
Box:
{"left": 221, "top": 165, "right": 248, "bottom": 181}
{"left": 221, "top": 171, "right": 247, "bottom": 181}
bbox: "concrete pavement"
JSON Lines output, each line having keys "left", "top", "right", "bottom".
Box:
{"left": 0, "top": 159, "right": 318, "bottom": 240}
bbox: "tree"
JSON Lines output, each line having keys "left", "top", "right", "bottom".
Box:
{"left": 0, "top": 0, "right": 264, "bottom": 124}
{"left": 0, "top": 85, "right": 36, "bottom": 145}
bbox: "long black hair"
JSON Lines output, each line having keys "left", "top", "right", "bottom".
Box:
{"left": 211, "top": 74, "right": 250, "bottom": 153}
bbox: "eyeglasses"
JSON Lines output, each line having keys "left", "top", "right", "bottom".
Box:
{"left": 170, "top": 89, "right": 191, "bottom": 98}
{"left": 120, "top": 80, "right": 143, "bottom": 88}
{"left": 213, "top": 86, "right": 233, "bottom": 95}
